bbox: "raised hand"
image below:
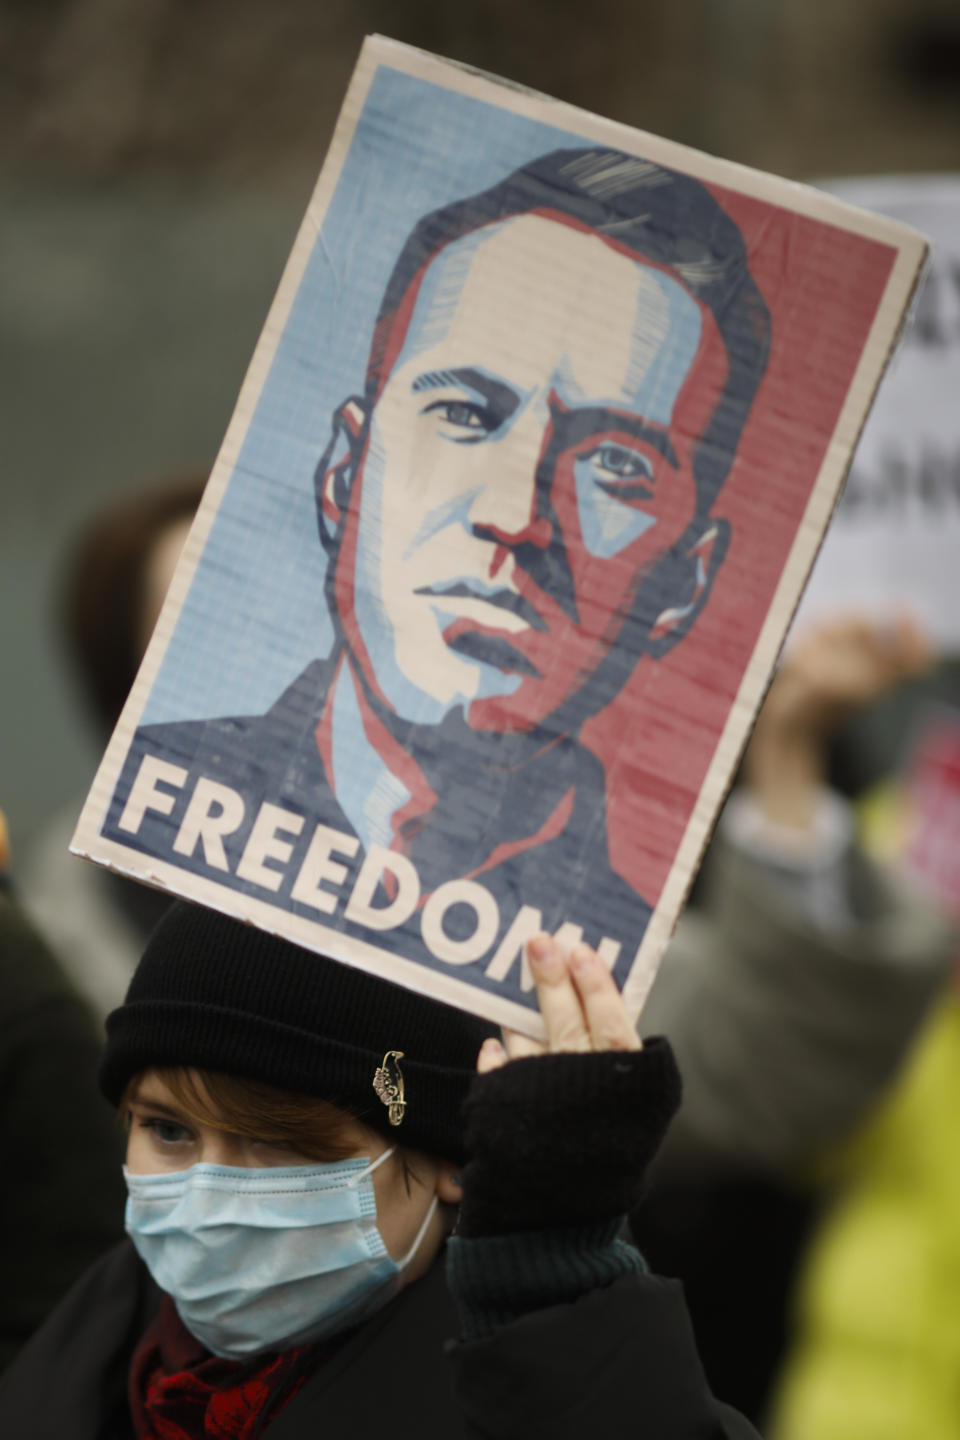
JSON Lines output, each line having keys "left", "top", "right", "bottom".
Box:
{"left": 476, "top": 934, "right": 640, "bottom": 1074}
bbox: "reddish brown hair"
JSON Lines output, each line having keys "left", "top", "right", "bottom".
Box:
{"left": 121, "top": 1066, "right": 364, "bottom": 1163}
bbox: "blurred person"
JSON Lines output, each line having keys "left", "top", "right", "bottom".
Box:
{"left": 19, "top": 474, "right": 205, "bottom": 1019}
{"left": 645, "top": 614, "right": 954, "bottom": 1173}
{"left": 771, "top": 991, "right": 960, "bottom": 1440}
{"left": 767, "top": 684, "right": 960, "bottom": 1440}
{"left": 0, "top": 900, "right": 762, "bottom": 1439}
{"left": 0, "top": 806, "right": 125, "bottom": 1371}
{"left": 633, "top": 614, "right": 959, "bottom": 1422}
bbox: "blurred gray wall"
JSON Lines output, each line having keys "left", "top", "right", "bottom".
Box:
{"left": 3, "top": 0, "right": 960, "bottom": 858}
{"left": 2, "top": 178, "right": 300, "bottom": 848}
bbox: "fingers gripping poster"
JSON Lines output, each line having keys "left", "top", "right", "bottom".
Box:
{"left": 73, "top": 37, "right": 927, "bottom": 1035}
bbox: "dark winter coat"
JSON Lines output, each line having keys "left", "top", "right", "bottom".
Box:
{"left": 0, "top": 1239, "right": 759, "bottom": 1439}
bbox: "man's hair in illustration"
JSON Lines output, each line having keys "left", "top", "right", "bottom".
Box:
{"left": 365, "top": 147, "right": 771, "bottom": 515}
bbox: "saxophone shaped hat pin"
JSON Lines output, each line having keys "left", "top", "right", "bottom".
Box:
{"left": 372, "top": 1050, "right": 406, "bottom": 1126}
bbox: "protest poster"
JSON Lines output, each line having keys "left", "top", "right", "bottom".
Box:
{"left": 72, "top": 36, "right": 927, "bottom": 1035}
{"left": 795, "top": 176, "right": 960, "bottom": 653}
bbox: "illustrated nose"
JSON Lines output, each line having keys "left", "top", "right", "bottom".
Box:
{"left": 473, "top": 511, "right": 553, "bottom": 550}
{"left": 467, "top": 417, "right": 553, "bottom": 550}
{"left": 464, "top": 407, "right": 579, "bottom": 619}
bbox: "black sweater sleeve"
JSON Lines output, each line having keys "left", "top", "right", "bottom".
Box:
{"left": 456, "top": 1037, "right": 682, "bottom": 1236}
{"left": 444, "top": 1039, "right": 760, "bottom": 1439}
{"left": 447, "top": 1038, "right": 681, "bottom": 1341}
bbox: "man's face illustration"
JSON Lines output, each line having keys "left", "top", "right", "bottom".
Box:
{"left": 331, "top": 213, "right": 730, "bottom": 734}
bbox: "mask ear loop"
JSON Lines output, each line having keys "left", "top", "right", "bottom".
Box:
{"left": 397, "top": 1194, "right": 439, "bottom": 1270}
{"left": 351, "top": 1146, "right": 396, "bottom": 1186}
{"left": 354, "top": 1145, "right": 439, "bottom": 1269}
{"left": 351, "top": 1146, "right": 440, "bottom": 1268}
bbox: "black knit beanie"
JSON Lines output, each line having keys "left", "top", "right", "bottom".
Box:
{"left": 100, "top": 901, "right": 497, "bottom": 1162}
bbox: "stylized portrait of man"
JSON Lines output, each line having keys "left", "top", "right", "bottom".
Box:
{"left": 107, "top": 146, "right": 770, "bottom": 992}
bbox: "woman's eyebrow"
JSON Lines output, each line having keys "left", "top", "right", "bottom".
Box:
{"left": 128, "top": 1097, "right": 182, "bottom": 1118}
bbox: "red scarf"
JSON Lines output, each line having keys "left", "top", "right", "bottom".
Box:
{"left": 129, "top": 1295, "right": 326, "bottom": 1439}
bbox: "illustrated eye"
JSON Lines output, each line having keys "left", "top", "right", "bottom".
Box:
{"left": 592, "top": 444, "right": 654, "bottom": 482}
{"left": 424, "top": 399, "right": 492, "bottom": 434}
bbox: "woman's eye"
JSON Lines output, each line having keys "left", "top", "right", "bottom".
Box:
{"left": 140, "top": 1117, "right": 193, "bottom": 1145}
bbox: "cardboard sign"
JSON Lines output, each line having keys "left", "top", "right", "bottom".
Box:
{"left": 72, "top": 37, "right": 926, "bottom": 1035}
{"left": 795, "top": 176, "right": 960, "bottom": 652}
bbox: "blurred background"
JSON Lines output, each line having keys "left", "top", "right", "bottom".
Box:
{"left": 4, "top": 0, "right": 960, "bottom": 853}
{"left": 4, "top": 3, "right": 960, "bottom": 1420}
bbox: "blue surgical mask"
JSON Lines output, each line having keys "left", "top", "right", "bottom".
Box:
{"left": 124, "top": 1148, "right": 438, "bottom": 1359}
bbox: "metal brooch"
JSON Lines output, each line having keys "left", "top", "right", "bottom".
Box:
{"left": 372, "top": 1050, "right": 406, "bottom": 1127}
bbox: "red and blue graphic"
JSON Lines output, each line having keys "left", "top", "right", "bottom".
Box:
{"left": 79, "top": 50, "right": 908, "bottom": 1029}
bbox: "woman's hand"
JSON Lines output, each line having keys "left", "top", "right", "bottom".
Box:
{"left": 476, "top": 935, "right": 640, "bottom": 1074}
{"left": 458, "top": 937, "right": 674, "bottom": 1243}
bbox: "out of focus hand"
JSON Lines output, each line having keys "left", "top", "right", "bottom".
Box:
{"left": 761, "top": 615, "right": 930, "bottom": 736}
{"left": 745, "top": 614, "right": 933, "bottom": 828}
{"left": 476, "top": 935, "right": 640, "bottom": 1073}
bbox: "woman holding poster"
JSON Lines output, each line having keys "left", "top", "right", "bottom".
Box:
{"left": 0, "top": 900, "right": 758, "bottom": 1438}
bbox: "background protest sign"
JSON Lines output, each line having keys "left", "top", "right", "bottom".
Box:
{"left": 900, "top": 708, "right": 960, "bottom": 916}
{"left": 72, "top": 36, "right": 925, "bottom": 1036}
{"left": 795, "top": 176, "right": 960, "bottom": 654}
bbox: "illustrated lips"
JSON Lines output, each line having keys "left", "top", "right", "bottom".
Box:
{"left": 415, "top": 582, "right": 547, "bottom": 631}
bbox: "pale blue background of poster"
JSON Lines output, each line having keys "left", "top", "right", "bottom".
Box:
{"left": 143, "top": 66, "right": 593, "bottom": 723}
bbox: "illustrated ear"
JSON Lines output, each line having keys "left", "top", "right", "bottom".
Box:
{"left": 315, "top": 397, "right": 368, "bottom": 549}
{"left": 647, "top": 517, "right": 730, "bottom": 657}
